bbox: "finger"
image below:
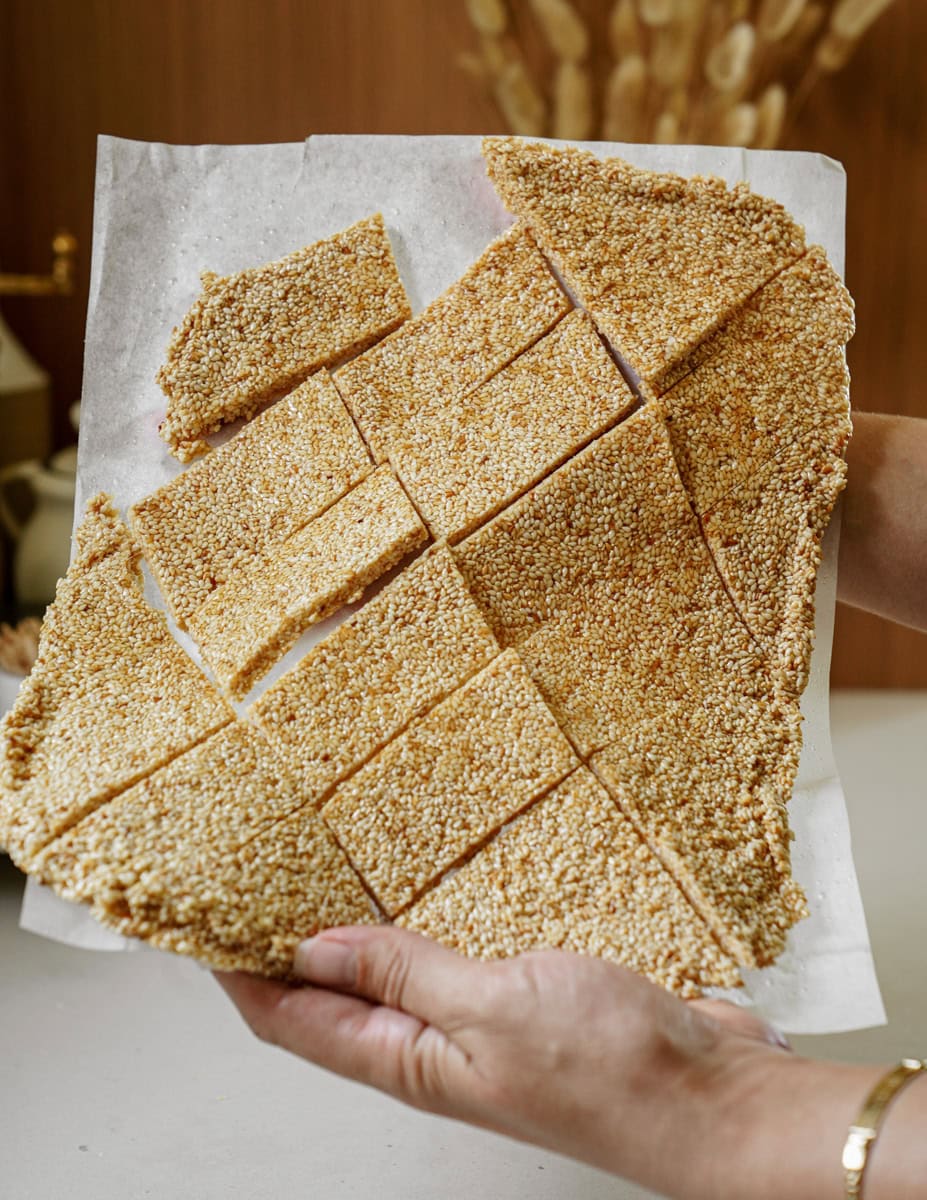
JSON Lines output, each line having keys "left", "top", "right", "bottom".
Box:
{"left": 213, "top": 969, "right": 471, "bottom": 1111}
{"left": 293, "top": 925, "right": 490, "bottom": 1030}
{"left": 689, "top": 997, "right": 791, "bottom": 1050}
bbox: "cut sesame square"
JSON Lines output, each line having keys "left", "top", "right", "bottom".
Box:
{"left": 398, "top": 766, "right": 742, "bottom": 996}
{"left": 0, "top": 497, "right": 233, "bottom": 867}
{"left": 250, "top": 544, "right": 499, "bottom": 807}
{"left": 187, "top": 465, "right": 428, "bottom": 699}
{"left": 157, "top": 213, "right": 410, "bottom": 461}
{"left": 388, "top": 310, "right": 635, "bottom": 542}
{"left": 516, "top": 515, "right": 771, "bottom": 756}
{"left": 322, "top": 648, "right": 578, "bottom": 916}
{"left": 659, "top": 248, "right": 853, "bottom": 514}
{"left": 701, "top": 429, "right": 848, "bottom": 694}
{"left": 452, "top": 404, "right": 693, "bottom": 648}
{"left": 334, "top": 223, "right": 571, "bottom": 461}
{"left": 132, "top": 370, "right": 374, "bottom": 629}
{"left": 482, "top": 137, "right": 805, "bottom": 389}
{"left": 32, "top": 722, "right": 374, "bottom": 977}
{"left": 589, "top": 694, "right": 806, "bottom": 969}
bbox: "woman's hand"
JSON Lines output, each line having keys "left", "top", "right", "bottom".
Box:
{"left": 214, "top": 925, "right": 835, "bottom": 1200}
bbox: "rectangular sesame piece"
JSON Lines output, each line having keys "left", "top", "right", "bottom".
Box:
{"left": 0, "top": 497, "right": 233, "bottom": 867}
{"left": 322, "top": 648, "right": 579, "bottom": 916}
{"left": 250, "top": 544, "right": 499, "bottom": 807}
{"left": 659, "top": 248, "right": 854, "bottom": 514}
{"left": 451, "top": 404, "right": 693, "bottom": 648}
{"left": 701, "top": 429, "right": 848, "bottom": 695}
{"left": 187, "top": 465, "right": 428, "bottom": 699}
{"left": 482, "top": 137, "right": 806, "bottom": 390}
{"left": 398, "top": 767, "right": 741, "bottom": 996}
{"left": 132, "top": 370, "right": 374, "bottom": 629}
{"left": 589, "top": 695, "right": 807, "bottom": 969}
{"left": 333, "top": 223, "right": 571, "bottom": 460}
{"left": 515, "top": 512, "right": 770, "bottom": 757}
{"left": 157, "top": 213, "right": 411, "bottom": 461}
{"left": 388, "top": 311, "right": 635, "bottom": 542}
{"left": 31, "top": 722, "right": 374, "bottom": 978}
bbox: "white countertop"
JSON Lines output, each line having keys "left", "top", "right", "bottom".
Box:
{"left": 2, "top": 690, "right": 925, "bottom": 1200}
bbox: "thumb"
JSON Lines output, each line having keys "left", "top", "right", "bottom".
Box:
{"left": 294, "top": 925, "right": 487, "bottom": 1031}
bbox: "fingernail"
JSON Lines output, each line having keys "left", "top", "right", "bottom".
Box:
{"left": 768, "top": 1025, "right": 792, "bottom": 1052}
{"left": 294, "top": 936, "right": 357, "bottom": 989}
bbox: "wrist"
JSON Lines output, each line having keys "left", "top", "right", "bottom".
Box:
{"left": 691, "top": 1041, "right": 883, "bottom": 1200}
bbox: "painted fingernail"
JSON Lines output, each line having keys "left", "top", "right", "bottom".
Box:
{"left": 294, "top": 937, "right": 357, "bottom": 989}
{"left": 769, "top": 1025, "right": 792, "bottom": 1051}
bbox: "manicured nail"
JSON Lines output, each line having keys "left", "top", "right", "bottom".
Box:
{"left": 768, "top": 1024, "right": 792, "bottom": 1051}
{"left": 294, "top": 937, "right": 357, "bottom": 989}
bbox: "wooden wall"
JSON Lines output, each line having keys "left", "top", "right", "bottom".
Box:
{"left": 0, "top": 0, "right": 924, "bottom": 685}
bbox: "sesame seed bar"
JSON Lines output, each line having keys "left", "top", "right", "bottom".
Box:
{"left": 589, "top": 694, "right": 807, "bottom": 969}
{"left": 482, "top": 137, "right": 806, "bottom": 390}
{"left": 702, "top": 429, "right": 848, "bottom": 695}
{"left": 659, "top": 248, "right": 854, "bottom": 515}
{"left": 187, "top": 465, "right": 428, "bottom": 700}
{"left": 250, "top": 544, "right": 499, "bottom": 806}
{"left": 451, "top": 404, "right": 694, "bottom": 649}
{"left": 132, "top": 370, "right": 374, "bottom": 629}
{"left": 388, "top": 310, "right": 635, "bottom": 542}
{"left": 322, "top": 648, "right": 578, "bottom": 916}
{"left": 31, "top": 722, "right": 374, "bottom": 978}
{"left": 333, "top": 223, "right": 571, "bottom": 460}
{"left": 516, "top": 514, "right": 771, "bottom": 757}
{"left": 157, "top": 213, "right": 410, "bottom": 461}
{"left": 398, "top": 767, "right": 742, "bottom": 996}
{"left": 0, "top": 496, "right": 233, "bottom": 866}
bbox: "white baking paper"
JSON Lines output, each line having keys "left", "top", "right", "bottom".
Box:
{"left": 20, "top": 134, "right": 885, "bottom": 1033}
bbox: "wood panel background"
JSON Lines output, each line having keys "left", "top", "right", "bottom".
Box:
{"left": 0, "top": 0, "right": 924, "bottom": 686}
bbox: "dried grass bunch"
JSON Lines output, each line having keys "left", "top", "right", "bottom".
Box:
{"left": 460, "top": 0, "right": 897, "bottom": 147}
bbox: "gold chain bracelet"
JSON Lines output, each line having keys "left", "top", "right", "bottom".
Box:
{"left": 842, "top": 1058, "right": 926, "bottom": 1198}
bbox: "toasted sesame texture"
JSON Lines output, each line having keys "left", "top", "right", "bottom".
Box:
{"left": 0, "top": 496, "right": 233, "bottom": 866}
{"left": 132, "top": 371, "right": 374, "bottom": 629}
{"left": 31, "top": 722, "right": 374, "bottom": 977}
{"left": 388, "top": 310, "right": 635, "bottom": 541}
{"left": 482, "top": 137, "right": 806, "bottom": 389}
{"left": 659, "top": 248, "right": 854, "bottom": 514}
{"left": 702, "top": 430, "right": 848, "bottom": 695}
{"left": 452, "top": 404, "right": 693, "bottom": 648}
{"left": 398, "top": 767, "right": 742, "bottom": 996}
{"left": 250, "top": 545, "right": 499, "bottom": 806}
{"left": 157, "top": 214, "right": 410, "bottom": 461}
{"left": 590, "top": 694, "right": 807, "bottom": 969}
{"left": 333, "top": 223, "right": 571, "bottom": 461}
{"left": 187, "top": 465, "right": 428, "bottom": 699}
{"left": 322, "top": 649, "right": 578, "bottom": 916}
{"left": 516, "top": 513, "right": 771, "bottom": 757}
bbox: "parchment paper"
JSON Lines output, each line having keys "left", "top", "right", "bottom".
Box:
{"left": 20, "top": 135, "right": 885, "bottom": 1033}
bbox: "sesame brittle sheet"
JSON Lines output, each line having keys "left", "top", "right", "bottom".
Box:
{"left": 20, "top": 134, "right": 884, "bottom": 1033}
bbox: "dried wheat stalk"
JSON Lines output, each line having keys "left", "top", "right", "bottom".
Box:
{"left": 553, "top": 61, "right": 595, "bottom": 138}
{"left": 530, "top": 0, "right": 590, "bottom": 62}
{"left": 719, "top": 100, "right": 759, "bottom": 145}
{"left": 757, "top": 0, "right": 809, "bottom": 41}
{"left": 465, "top": 0, "right": 508, "bottom": 37}
{"left": 495, "top": 57, "right": 548, "bottom": 135}
{"left": 754, "top": 81, "right": 788, "bottom": 147}
{"left": 705, "top": 19, "right": 756, "bottom": 92}
{"left": 603, "top": 54, "right": 649, "bottom": 140}
{"left": 638, "top": 0, "right": 676, "bottom": 29}
{"left": 831, "top": 0, "right": 897, "bottom": 40}
{"left": 814, "top": 29, "right": 858, "bottom": 71}
{"left": 653, "top": 110, "right": 680, "bottom": 142}
{"left": 608, "top": 0, "right": 644, "bottom": 60}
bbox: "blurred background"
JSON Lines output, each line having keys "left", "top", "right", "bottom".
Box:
{"left": 0, "top": 0, "right": 923, "bottom": 686}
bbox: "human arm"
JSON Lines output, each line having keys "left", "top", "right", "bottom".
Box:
{"left": 216, "top": 927, "right": 927, "bottom": 1200}
{"left": 838, "top": 411, "right": 927, "bottom": 631}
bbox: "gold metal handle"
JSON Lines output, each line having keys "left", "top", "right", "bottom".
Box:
{"left": 0, "top": 231, "right": 78, "bottom": 297}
